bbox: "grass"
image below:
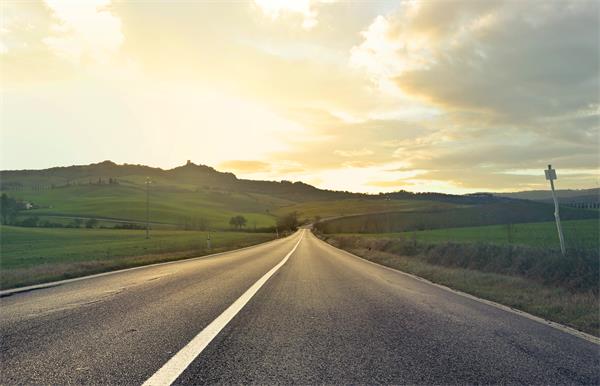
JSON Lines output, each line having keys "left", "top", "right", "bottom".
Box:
{"left": 6, "top": 185, "right": 462, "bottom": 230}
{"left": 274, "top": 199, "right": 456, "bottom": 221}
{"left": 357, "top": 219, "right": 599, "bottom": 250}
{"left": 319, "top": 233, "right": 599, "bottom": 336}
{"left": 0, "top": 225, "right": 275, "bottom": 289}
{"left": 315, "top": 200, "right": 598, "bottom": 234}
{"left": 4, "top": 184, "right": 285, "bottom": 229}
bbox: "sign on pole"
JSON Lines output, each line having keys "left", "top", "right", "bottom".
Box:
{"left": 545, "top": 165, "right": 566, "bottom": 255}
{"left": 544, "top": 168, "right": 556, "bottom": 181}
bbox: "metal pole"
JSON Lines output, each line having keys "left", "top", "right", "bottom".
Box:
{"left": 546, "top": 165, "right": 566, "bottom": 255}
{"left": 145, "top": 177, "right": 150, "bottom": 239}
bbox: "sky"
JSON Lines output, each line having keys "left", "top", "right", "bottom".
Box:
{"left": 1, "top": 0, "right": 598, "bottom": 194}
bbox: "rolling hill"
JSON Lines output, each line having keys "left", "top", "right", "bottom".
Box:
{"left": 314, "top": 200, "right": 598, "bottom": 234}
{"left": 494, "top": 188, "right": 599, "bottom": 203}
{"left": 2, "top": 160, "right": 595, "bottom": 230}
{"left": 1, "top": 160, "right": 434, "bottom": 229}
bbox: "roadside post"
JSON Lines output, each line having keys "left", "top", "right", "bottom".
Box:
{"left": 207, "top": 232, "right": 211, "bottom": 250}
{"left": 145, "top": 177, "right": 151, "bottom": 239}
{"left": 545, "top": 165, "right": 566, "bottom": 255}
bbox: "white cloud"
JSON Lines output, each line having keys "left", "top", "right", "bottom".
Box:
{"left": 43, "top": 0, "right": 123, "bottom": 63}
{"left": 334, "top": 148, "right": 374, "bottom": 157}
{"left": 254, "top": 0, "right": 335, "bottom": 30}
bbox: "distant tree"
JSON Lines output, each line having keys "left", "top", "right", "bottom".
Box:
{"left": 85, "top": 218, "right": 99, "bottom": 228}
{"left": 20, "top": 216, "right": 39, "bottom": 227}
{"left": 277, "top": 211, "right": 299, "bottom": 232}
{"left": 19, "top": 216, "right": 40, "bottom": 228}
{"left": 71, "top": 218, "right": 83, "bottom": 228}
{"left": 0, "top": 193, "right": 24, "bottom": 225}
{"left": 0, "top": 193, "right": 9, "bottom": 224}
{"left": 229, "top": 215, "right": 247, "bottom": 229}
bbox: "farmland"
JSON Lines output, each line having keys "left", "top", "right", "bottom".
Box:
{"left": 3, "top": 160, "right": 597, "bottom": 298}
{"left": 5, "top": 184, "right": 286, "bottom": 229}
{"left": 314, "top": 200, "right": 598, "bottom": 234}
{"left": 274, "top": 198, "right": 456, "bottom": 222}
{"left": 356, "top": 219, "right": 599, "bottom": 250}
{"left": 0, "top": 225, "right": 275, "bottom": 289}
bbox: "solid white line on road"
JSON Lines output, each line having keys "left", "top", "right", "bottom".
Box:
{"left": 0, "top": 235, "right": 287, "bottom": 297}
{"left": 143, "top": 230, "right": 304, "bottom": 386}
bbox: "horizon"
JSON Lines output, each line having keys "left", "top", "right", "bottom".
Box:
{"left": 1, "top": 158, "right": 598, "bottom": 196}
{"left": 1, "top": 1, "right": 599, "bottom": 194}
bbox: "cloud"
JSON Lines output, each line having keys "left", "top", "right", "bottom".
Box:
{"left": 346, "top": 0, "right": 599, "bottom": 191}
{"left": 367, "top": 179, "right": 408, "bottom": 188}
{"left": 2, "top": 1, "right": 598, "bottom": 194}
{"left": 334, "top": 148, "right": 373, "bottom": 157}
{"left": 219, "top": 160, "right": 272, "bottom": 173}
{"left": 42, "top": 0, "right": 123, "bottom": 64}
{"left": 253, "top": 0, "right": 336, "bottom": 30}
{"left": 353, "top": 1, "right": 599, "bottom": 123}
{"left": 268, "top": 109, "right": 434, "bottom": 172}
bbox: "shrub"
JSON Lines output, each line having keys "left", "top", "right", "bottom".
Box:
{"left": 326, "top": 235, "right": 599, "bottom": 293}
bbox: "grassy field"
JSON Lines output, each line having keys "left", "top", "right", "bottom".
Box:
{"left": 5, "top": 184, "right": 463, "bottom": 230}
{"left": 274, "top": 199, "right": 457, "bottom": 222}
{"left": 315, "top": 200, "right": 598, "bottom": 234}
{"left": 4, "top": 184, "right": 289, "bottom": 229}
{"left": 320, "top": 233, "right": 599, "bottom": 336}
{"left": 357, "top": 219, "right": 599, "bottom": 250}
{"left": 0, "top": 226, "right": 275, "bottom": 289}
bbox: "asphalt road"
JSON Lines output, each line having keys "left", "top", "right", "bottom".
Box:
{"left": 1, "top": 229, "right": 598, "bottom": 384}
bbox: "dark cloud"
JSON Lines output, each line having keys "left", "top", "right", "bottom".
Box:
{"left": 392, "top": 1, "right": 599, "bottom": 124}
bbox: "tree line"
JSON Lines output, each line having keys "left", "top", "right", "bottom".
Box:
{"left": 228, "top": 212, "right": 300, "bottom": 233}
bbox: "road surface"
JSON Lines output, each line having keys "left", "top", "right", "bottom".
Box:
{"left": 1, "top": 229, "right": 598, "bottom": 384}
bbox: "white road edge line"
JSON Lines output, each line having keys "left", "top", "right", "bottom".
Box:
{"left": 0, "top": 234, "right": 288, "bottom": 297}
{"left": 312, "top": 232, "right": 600, "bottom": 345}
{"left": 143, "top": 230, "right": 304, "bottom": 386}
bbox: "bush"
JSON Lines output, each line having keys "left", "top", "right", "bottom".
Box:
{"left": 325, "top": 235, "right": 599, "bottom": 293}
{"left": 277, "top": 212, "right": 299, "bottom": 232}
{"left": 113, "top": 222, "right": 145, "bottom": 230}
{"left": 18, "top": 216, "right": 39, "bottom": 227}
{"left": 85, "top": 218, "right": 99, "bottom": 228}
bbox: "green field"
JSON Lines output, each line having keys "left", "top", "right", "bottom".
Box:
{"left": 359, "top": 219, "right": 599, "bottom": 250}
{"left": 0, "top": 226, "right": 275, "bottom": 289}
{"left": 5, "top": 184, "right": 289, "bottom": 229}
{"left": 5, "top": 184, "right": 461, "bottom": 230}
{"left": 274, "top": 199, "right": 456, "bottom": 221}
{"left": 315, "top": 201, "right": 598, "bottom": 234}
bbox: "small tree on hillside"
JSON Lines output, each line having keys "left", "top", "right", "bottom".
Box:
{"left": 229, "top": 215, "right": 247, "bottom": 230}
{"left": 85, "top": 218, "right": 99, "bottom": 228}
